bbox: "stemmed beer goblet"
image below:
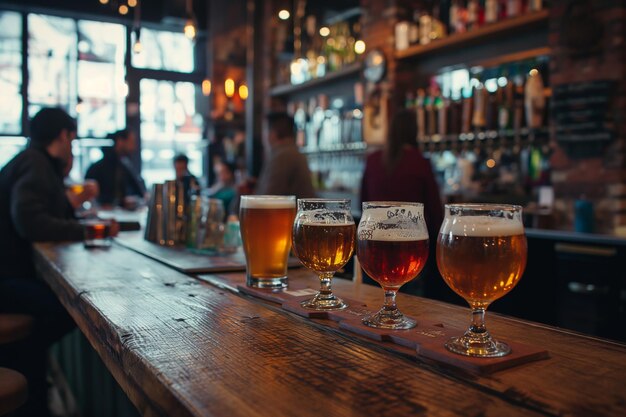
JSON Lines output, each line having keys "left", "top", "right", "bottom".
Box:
{"left": 292, "top": 199, "right": 355, "bottom": 310}
{"left": 436, "top": 204, "right": 527, "bottom": 357}
{"left": 357, "top": 202, "right": 429, "bottom": 329}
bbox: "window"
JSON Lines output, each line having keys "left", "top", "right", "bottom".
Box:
{"left": 131, "top": 28, "right": 194, "bottom": 73}
{"left": 140, "top": 79, "right": 203, "bottom": 186}
{"left": 76, "top": 20, "right": 127, "bottom": 138}
{"left": 27, "top": 14, "right": 77, "bottom": 117}
{"left": 0, "top": 11, "right": 22, "bottom": 135}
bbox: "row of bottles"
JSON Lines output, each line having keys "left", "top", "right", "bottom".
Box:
{"left": 289, "top": 16, "right": 362, "bottom": 85}
{"left": 404, "top": 63, "right": 548, "bottom": 142}
{"left": 428, "top": 136, "right": 551, "bottom": 199}
{"left": 396, "top": 0, "right": 545, "bottom": 50}
{"left": 289, "top": 88, "right": 364, "bottom": 151}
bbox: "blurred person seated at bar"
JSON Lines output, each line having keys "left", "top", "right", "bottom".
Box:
{"left": 254, "top": 112, "right": 316, "bottom": 198}
{"left": 360, "top": 109, "right": 452, "bottom": 302}
{"left": 86, "top": 129, "right": 146, "bottom": 209}
{"left": 207, "top": 160, "right": 237, "bottom": 214}
{"left": 173, "top": 153, "right": 200, "bottom": 189}
{"left": 0, "top": 107, "right": 116, "bottom": 417}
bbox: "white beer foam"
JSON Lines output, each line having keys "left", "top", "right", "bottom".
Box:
{"left": 303, "top": 222, "right": 354, "bottom": 226}
{"left": 241, "top": 196, "right": 295, "bottom": 209}
{"left": 368, "top": 233, "right": 429, "bottom": 242}
{"left": 440, "top": 216, "right": 523, "bottom": 237}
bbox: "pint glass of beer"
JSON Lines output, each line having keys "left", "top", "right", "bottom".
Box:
{"left": 292, "top": 199, "right": 355, "bottom": 310}
{"left": 82, "top": 219, "right": 113, "bottom": 248}
{"left": 437, "top": 204, "right": 527, "bottom": 357}
{"left": 239, "top": 195, "right": 296, "bottom": 288}
{"left": 357, "top": 202, "right": 429, "bottom": 329}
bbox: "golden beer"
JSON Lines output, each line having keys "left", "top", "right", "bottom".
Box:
{"left": 240, "top": 196, "right": 296, "bottom": 288}
{"left": 437, "top": 217, "right": 527, "bottom": 309}
{"left": 292, "top": 223, "right": 355, "bottom": 273}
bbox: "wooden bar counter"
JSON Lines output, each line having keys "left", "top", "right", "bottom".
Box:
{"left": 34, "top": 241, "right": 626, "bottom": 417}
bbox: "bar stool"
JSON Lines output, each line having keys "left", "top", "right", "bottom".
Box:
{"left": 0, "top": 314, "right": 34, "bottom": 345}
{"left": 0, "top": 314, "right": 33, "bottom": 415}
{"left": 0, "top": 368, "right": 28, "bottom": 415}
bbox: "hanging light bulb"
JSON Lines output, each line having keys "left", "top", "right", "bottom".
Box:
{"left": 119, "top": 4, "right": 129, "bottom": 15}
{"left": 354, "top": 40, "right": 366, "bottom": 54}
{"left": 128, "top": 0, "right": 138, "bottom": 7}
{"left": 99, "top": 0, "right": 109, "bottom": 4}
{"left": 132, "top": 27, "right": 142, "bottom": 54}
{"left": 238, "top": 84, "right": 248, "bottom": 100}
{"left": 224, "top": 78, "right": 235, "bottom": 98}
{"left": 202, "top": 79, "right": 212, "bottom": 96}
{"left": 278, "top": 9, "right": 290, "bottom": 20}
{"left": 184, "top": 18, "right": 196, "bottom": 40}
{"left": 184, "top": 0, "right": 197, "bottom": 40}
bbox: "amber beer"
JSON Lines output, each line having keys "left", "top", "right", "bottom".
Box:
{"left": 82, "top": 220, "right": 112, "bottom": 248}
{"left": 240, "top": 195, "right": 296, "bottom": 288}
{"left": 292, "top": 223, "right": 355, "bottom": 273}
{"left": 358, "top": 238, "right": 429, "bottom": 289}
{"left": 437, "top": 217, "right": 527, "bottom": 308}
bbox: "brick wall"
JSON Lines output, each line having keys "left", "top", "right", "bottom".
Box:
{"left": 549, "top": 0, "right": 626, "bottom": 233}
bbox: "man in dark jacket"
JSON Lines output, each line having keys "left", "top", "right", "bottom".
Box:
{"left": 86, "top": 129, "right": 146, "bottom": 208}
{"left": 0, "top": 107, "right": 85, "bottom": 416}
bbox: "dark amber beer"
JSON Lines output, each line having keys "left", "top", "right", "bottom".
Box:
{"left": 292, "top": 223, "right": 355, "bottom": 273}
{"left": 82, "top": 220, "right": 112, "bottom": 248}
{"left": 358, "top": 238, "right": 429, "bottom": 289}
{"left": 437, "top": 216, "right": 527, "bottom": 308}
{"left": 240, "top": 195, "right": 296, "bottom": 288}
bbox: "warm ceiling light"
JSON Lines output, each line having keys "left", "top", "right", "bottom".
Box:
{"left": 319, "top": 26, "right": 330, "bottom": 37}
{"left": 184, "top": 19, "right": 196, "bottom": 40}
{"left": 278, "top": 9, "right": 290, "bottom": 20}
{"left": 119, "top": 5, "right": 129, "bottom": 15}
{"left": 224, "top": 78, "right": 235, "bottom": 98}
{"left": 238, "top": 84, "right": 248, "bottom": 100}
{"left": 354, "top": 40, "right": 366, "bottom": 54}
{"left": 133, "top": 39, "right": 142, "bottom": 54}
{"left": 99, "top": 0, "right": 109, "bottom": 4}
{"left": 128, "top": 0, "right": 138, "bottom": 7}
{"left": 202, "top": 79, "right": 212, "bottom": 96}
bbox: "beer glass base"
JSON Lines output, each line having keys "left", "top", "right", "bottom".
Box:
{"left": 300, "top": 294, "right": 347, "bottom": 311}
{"left": 444, "top": 335, "right": 511, "bottom": 357}
{"left": 362, "top": 310, "right": 417, "bottom": 330}
{"left": 246, "top": 276, "right": 288, "bottom": 289}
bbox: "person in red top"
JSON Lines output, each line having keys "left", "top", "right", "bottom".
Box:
{"left": 360, "top": 109, "right": 443, "bottom": 238}
{"left": 360, "top": 109, "right": 456, "bottom": 303}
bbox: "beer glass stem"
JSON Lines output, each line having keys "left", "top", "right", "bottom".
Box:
{"left": 319, "top": 272, "right": 334, "bottom": 297}
{"left": 383, "top": 289, "right": 398, "bottom": 312}
{"left": 470, "top": 308, "right": 487, "bottom": 334}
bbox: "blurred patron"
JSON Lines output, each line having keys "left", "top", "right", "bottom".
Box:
{"left": 207, "top": 160, "right": 237, "bottom": 213}
{"left": 86, "top": 129, "right": 146, "bottom": 209}
{"left": 0, "top": 107, "right": 117, "bottom": 416}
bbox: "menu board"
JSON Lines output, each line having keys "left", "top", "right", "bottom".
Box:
{"left": 553, "top": 80, "right": 615, "bottom": 155}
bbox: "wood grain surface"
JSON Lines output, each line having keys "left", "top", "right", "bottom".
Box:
{"left": 34, "top": 243, "right": 626, "bottom": 417}
{"left": 198, "top": 268, "right": 626, "bottom": 417}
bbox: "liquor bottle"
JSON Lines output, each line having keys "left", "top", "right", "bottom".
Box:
{"left": 448, "top": 93, "right": 463, "bottom": 135}
{"left": 419, "top": 9, "right": 433, "bottom": 45}
{"left": 498, "top": 80, "right": 513, "bottom": 130}
{"left": 472, "top": 82, "right": 487, "bottom": 130}
{"left": 524, "top": 69, "right": 546, "bottom": 129}
{"left": 467, "top": 0, "right": 479, "bottom": 30}
{"left": 507, "top": 0, "right": 522, "bottom": 18}
{"left": 431, "top": 3, "right": 448, "bottom": 40}
{"left": 416, "top": 89, "right": 427, "bottom": 141}
{"left": 461, "top": 86, "right": 474, "bottom": 133}
{"left": 513, "top": 78, "right": 524, "bottom": 133}
{"left": 485, "top": 0, "right": 498, "bottom": 23}
{"left": 485, "top": 87, "right": 499, "bottom": 131}
{"left": 437, "top": 93, "right": 449, "bottom": 137}
{"left": 395, "top": 18, "right": 410, "bottom": 50}
{"left": 409, "top": 9, "right": 420, "bottom": 45}
{"left": 449, "top": 0, "right": 460, "bottom": 34}
{"left": 425, "top": 91, "right": 436, "bottom": 137}
{"left": 528, "top": 0, "right": 543, "bottom": 12}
